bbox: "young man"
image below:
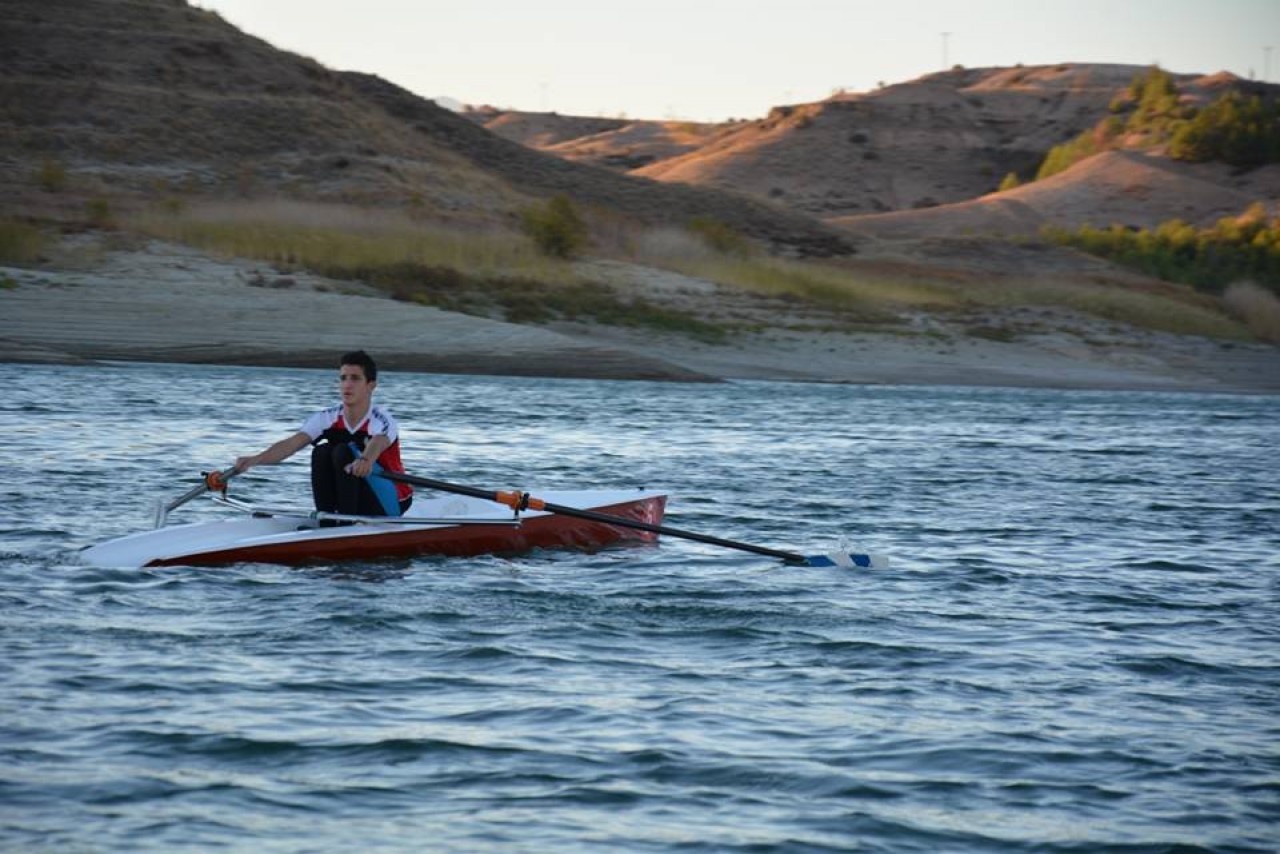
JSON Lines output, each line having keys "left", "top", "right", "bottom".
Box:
{"left": 234, "top": 350, "right": 413, "bottom": 517}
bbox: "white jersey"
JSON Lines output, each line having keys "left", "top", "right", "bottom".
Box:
{"left": 300, "top": 403, "right": 399, "bottom": 444}
{"left": 301, "top": 403, "right": 410, "bottom": 501}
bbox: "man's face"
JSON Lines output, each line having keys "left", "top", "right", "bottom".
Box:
{"left": 338, "top": 364, "right": 375, "bottom": 408}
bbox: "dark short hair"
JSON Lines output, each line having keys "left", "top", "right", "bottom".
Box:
{"left": 340, "top": 350, "right": 377, "bottom": 382}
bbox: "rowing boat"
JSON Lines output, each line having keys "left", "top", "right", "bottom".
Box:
{"left": 83, "top": 468, "right": 886, "bottom": 570}
{"left": 81, "top": 488, "right": 668, "bottom": 568}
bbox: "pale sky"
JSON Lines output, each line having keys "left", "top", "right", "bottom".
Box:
{"left": 196, "top": 0, "right": 1279, "bottom": 121}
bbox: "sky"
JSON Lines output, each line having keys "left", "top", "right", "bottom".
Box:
{"left": 196, "top": 0, "right": 1280, "bottom": 122}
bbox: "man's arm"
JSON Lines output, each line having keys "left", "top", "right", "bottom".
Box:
{"left": 235, "top": 432, "right": 312, "bottom": 473}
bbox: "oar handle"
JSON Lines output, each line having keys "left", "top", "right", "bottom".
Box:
{"left": 154, "top": 467, "right": 238, "bottom": 528}
{"left": 379, "top": 471, "right": 808, "bottom": 564}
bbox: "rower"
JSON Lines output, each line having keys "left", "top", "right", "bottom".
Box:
{"left": 232, "top": 350, "right": 413, "bottom": 520}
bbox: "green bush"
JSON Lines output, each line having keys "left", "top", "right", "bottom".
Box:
{"left": 1036, "top": 118, "right": 1124, "bottom": 181}
{"left": 37, "top": 158, "right": 67, "bottom": 192}
{"left": 85, "top": 197, "right": 114, "bottom": 228}
{"left": 1032, "top": 67, "right": 1278, "bottom": 181}
{"left": 1042, "top": 202, "right": 1280, "bottom": 293}
{"left": 0, "top": 220, "right": 46, "bottom": 263}
{"left": 1125, "top": 66, "right": 1187, "bottom": 135}
{"left": 1036, "top": 131, "right": 1103, "bottom": 180}
{"left": 997, "top": 171, "right": 1023, "bottom": 192}
{"left": 1169, "top": 92, "right": 1280, "bottom": 168}
{"left": 687, "top": 216, "right": 749, "bottom": 255}
{"left": 520, "top": 195, "right": 588, "bottom": 259}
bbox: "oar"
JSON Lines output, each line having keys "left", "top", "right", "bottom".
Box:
{"left": 381, "top": 471, "right": 886, "bottom": 568}
{"left": 153, "top": 467, "right": 237, "bottom": 528}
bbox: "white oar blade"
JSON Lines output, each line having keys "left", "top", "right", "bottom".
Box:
{"left": 804, "top": 552, "right": 890, "bottom": 569}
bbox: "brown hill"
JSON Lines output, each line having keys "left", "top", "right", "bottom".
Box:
{"left": 632, "top": 64, "right": 1231, "bottom": 218}
{"left": 0, "top": 0, "right": 852, "bottom": 254}
{"left": 469, "top": 108, "right": 726, "bottom": 170}
{"left": 465, "top": 107, "right": 631, "bottom": 148}
{"left": 833, "top": 150, "right": 1280, "bottom": 240}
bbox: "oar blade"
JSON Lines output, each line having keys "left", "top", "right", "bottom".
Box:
{"left": 803, "top": 552, "right": 890, "bottom": 569}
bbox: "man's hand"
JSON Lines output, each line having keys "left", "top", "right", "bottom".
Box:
{"left": 347, "top": 457, "right": 375, "bottom": 478}
{"left": 346, "top": 435, "right": 390, "bottom": 478}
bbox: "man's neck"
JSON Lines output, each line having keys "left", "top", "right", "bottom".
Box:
{"left": 343, "top": 401, "right": 370, "bottom": 426}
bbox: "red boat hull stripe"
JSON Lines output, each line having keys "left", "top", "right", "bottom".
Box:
{"left": 149, "top": 496, "right": 668, "bottom": 567}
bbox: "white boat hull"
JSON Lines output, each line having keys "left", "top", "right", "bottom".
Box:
{"left": 82, "top": 489, "right": 668, "bottom": 568}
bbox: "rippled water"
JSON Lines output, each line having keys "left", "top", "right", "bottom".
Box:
{"left": 2, "top": 363, "right": 1277, "bottom": 851}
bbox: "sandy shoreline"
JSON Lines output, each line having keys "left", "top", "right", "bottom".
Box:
{"left": 3, "top": 239, "right": 1278, "bottom": 394}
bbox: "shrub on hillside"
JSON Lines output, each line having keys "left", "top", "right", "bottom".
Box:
{"left": 85, "top": 197, "right": 114, "bottom": 228}
{"left": 997, "top": 171, "right": 1023, "bottom": 192}
{"left": 1224, "top": 280, "right": 1280, "bottom": 342}
{"left": 1124, "top": 66, "right": 1188, "bottom": 136}
{"left": 1032, "top": 66, "right": 1279, "bottom": 181}
{"left": 1042, "top": 202, "right": 1280, "bottom": 293}
{"left": 1035, "top": 117, "right": 1124, "bottom": 181}
{"left": 0, "top": 220, "right": 46, "bottom": 264}
{"left": 520, "top": 195, "right": 588, "bottom": 259}
{"left": 1169, "top": 92, "right": 1280, "bottom": 168}
{"left": 37, "top": 158, "right": 66, "bottom": 192}
{"left": 687, "top": 217, "right": 749, "bottom": 256}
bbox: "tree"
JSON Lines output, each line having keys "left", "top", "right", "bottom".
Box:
{"left": 521, "top": 195, "right": 589, "bottom": 259}
{"left": 1169, "top": 92, "right": 1280, "bottom": 168}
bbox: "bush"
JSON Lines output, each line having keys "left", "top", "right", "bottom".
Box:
{"left": 1030, "top": 67, "right": 1280, "bottom": 183}
{"left": 85, "top": 197, "right": 114, "bottom": 228}
{"left": 997, "top": 172, "right": 1022, "bottom": 192}
{"left": 1042, "top": 202, "right": 1280, "bottom": 293}
{"left": 1125, "top": 66, "right": 1186, "bottom": 135}
{"left": 37, "top": 158, "right": 66, "bottom": 192}
{"left": 1036, "top": 131, "right": 1104, "bottom": 180}
{"left": 1224, "top": 281, "right": 1280, "bottom": 342}
{"left": 1169, "top": 92, "right": 1280, "bottom": 168}
{"left": 0, "top": 220, "right": 46, "bottom": 263}
{"left": 687, "top": 217, "right": 749, "bottom": 255}
{"left": 520, "top": 195, "right": 588, "bottom": 259}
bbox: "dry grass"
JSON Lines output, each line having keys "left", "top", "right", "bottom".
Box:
{"left": 125, "top": 199, "right": 726, "bottom": 340}
{"left": 125, "top": 201, "right": 1256, "bottom": 343}
{"left": 130, "top": 200, "right": 578, "bottom": 284}
{"left": 956, "top": 276, "right": 1251, "bottom": 339}
{"left": 629, "top": 229, "right": 1250, "bottom": 339}
{"left": 1224, "top": 281, "right": 1280, "bottom": 343}
{"left": 627, "top": 232, "right": 961, "bottom": 323}
{"left": 0, "top": 219, "right": 47, "bottom": 264}
{"left": 674, "top": 257, "right": 960, "bottom": 322}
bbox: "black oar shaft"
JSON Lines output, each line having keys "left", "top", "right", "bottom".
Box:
{"left": 380, "top": 471, "right": 807, "bottom": 564}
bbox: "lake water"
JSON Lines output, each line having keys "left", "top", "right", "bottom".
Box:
{"left": 2, "top": 363, "right": 1277, "bottom": 852}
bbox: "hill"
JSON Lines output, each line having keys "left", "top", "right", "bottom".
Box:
{"left": 626, "top": 65, "right": 1176, "bottom": 215}
{"left": 481, "top": 65, "right": 1277, "bottom": 243}
{"left": 464, "top": 107, "right": 632, "bottom": 149}
{"left": 468, "top": 108, "right": 726, "bottom": 171}
{"left": 2, "top": 2, "right": 1276, "bottom": 389}
{"left": 0, "top": 0, "right": 851, "bottom": 254}
{"left": 833, "top": 150, "right": 1280, "bottom": 240}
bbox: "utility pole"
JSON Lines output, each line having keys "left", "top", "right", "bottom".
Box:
{"left": 1265, "top": 46, "right": 1273, "bottom": 83}
{"left": 941, "top": 32, "right": 951, "bottom": 69}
